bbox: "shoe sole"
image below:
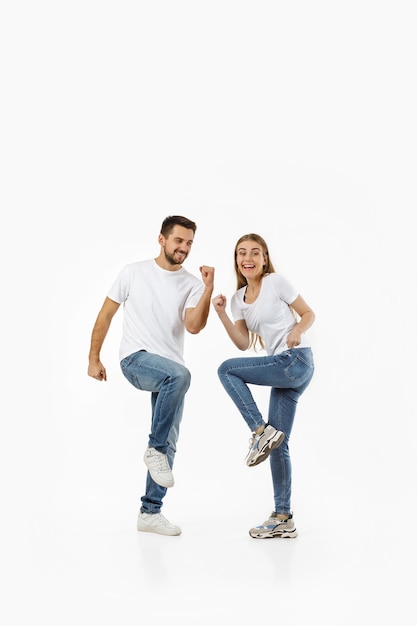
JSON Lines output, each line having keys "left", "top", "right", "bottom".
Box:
{"left": 247, "top": 430, "right": 285, "bottom": 467}
{"left": 249, "top": 528, "right": 298, "bottom": 539}
{"left": 146, "top": 475, "right": 174, "bottom": 488}
{"left": 137, "top": 524, "right": 181, "bottom": 536}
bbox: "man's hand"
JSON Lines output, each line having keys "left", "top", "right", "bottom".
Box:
{"left": 199, "top": 265, "right": 215, "bottom": 290}
{"left": 88, "top": 359, "right": 107, "bottom": 381}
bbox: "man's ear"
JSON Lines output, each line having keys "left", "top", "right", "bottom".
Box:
{"left": 158, "top": 233, "right": 165, "bottom": 246}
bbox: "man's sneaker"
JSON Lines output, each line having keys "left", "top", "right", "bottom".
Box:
{"left": 249, "top": 512, "right": 298, "bottom": 539}
{"left": 137, "top": 511, "right": 181, "bottom": 536}
{"left": 246, "top": 424, "right": 285, "bottom": 467}
{"left": 143, "top": 447, "right": 174, "bottom": 488}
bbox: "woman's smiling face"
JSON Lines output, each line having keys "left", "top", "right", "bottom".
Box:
{"left": 236, "top": 240, "right": 266, "bottom": 280}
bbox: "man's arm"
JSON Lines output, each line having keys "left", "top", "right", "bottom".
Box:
{"left": 88, "top": 297, "right": 120, "bottom": 380}
{"left": 184, "top": 265, "right": 214, "bottom": 334}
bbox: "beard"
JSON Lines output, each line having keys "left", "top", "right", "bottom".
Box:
{"left": 164, "top": 248, "right": 187, "bottom": 266}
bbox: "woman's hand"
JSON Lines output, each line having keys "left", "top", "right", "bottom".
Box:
{"left": 212, "top": 293, "right": 227, "bottom": 313}
{"left": 286, "top": 325, "right": 302, "bottom": 349}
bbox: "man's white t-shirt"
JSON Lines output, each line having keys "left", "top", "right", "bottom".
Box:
{"left": 108, "top": 259, "right": 204, "bottom": 365}
{"left": 230, "top": 273, "right": 311, "bottom": 356}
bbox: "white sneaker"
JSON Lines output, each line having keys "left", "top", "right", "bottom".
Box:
{"left": 144, "top": 447, "right": 174, "bottom": 488}
{"left": 137, "top": 511, "right": 181, "bottom": 536}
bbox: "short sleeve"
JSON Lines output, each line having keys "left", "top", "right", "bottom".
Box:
{"left": 107, "top": 265, "right": 131, "bottom": 304}
{"left": 230, "top": 290, "right": 245, "bottom": 321}
{"left": 270, "top": 273, "right": 298, "bottom": 305}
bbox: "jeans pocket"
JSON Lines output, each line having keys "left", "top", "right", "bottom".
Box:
{"left": 284, "top": 353, "right": 314, "bottom": 383}
{"left": 120, "top": 353, "right": 144, "bottom": 389}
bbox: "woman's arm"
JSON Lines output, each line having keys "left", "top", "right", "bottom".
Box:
{"left": 286, "top": 294, "right": 315, "bottom": 349}
{"left": 212, "top": 294, "right": 250, "bottom": 351}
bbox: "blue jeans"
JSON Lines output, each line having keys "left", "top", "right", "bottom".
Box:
{"left": 217, "top": 347, "right": 314, "bottom": 515}
{"left": 120, "top": 350, "right": 191, "bottom": 513}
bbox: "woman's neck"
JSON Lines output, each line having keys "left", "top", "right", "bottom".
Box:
{"left": 243, "top": 278, "right": 262, "bottom": 303}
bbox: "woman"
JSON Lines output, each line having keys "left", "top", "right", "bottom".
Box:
{"left": 212, "top": 234, "right": 315, "bottom": 539}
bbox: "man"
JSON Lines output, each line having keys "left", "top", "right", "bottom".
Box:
{"left": 88, "top": 215, "right": 214, "bottom": 536}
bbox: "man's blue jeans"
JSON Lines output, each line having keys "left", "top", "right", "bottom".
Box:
{"left": 120, "top": 350, "right": 191, "bottom": 513}
{"left": 217, "top": 347, "right": 314, "bottom": 514}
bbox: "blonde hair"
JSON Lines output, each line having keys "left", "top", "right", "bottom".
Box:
{"left": 233, "top": 234, "right": 276, "bottom": 351}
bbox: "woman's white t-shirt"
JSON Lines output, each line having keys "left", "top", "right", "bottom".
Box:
{"left": 230, "top": 273, "right": 311, "bottom": 356}
{"left": 108, "top": 259, "right": 204, "bottom": 365}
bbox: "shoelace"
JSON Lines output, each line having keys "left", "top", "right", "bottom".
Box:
{"left": 245, "top": 432, "right": 260, "bottom": 460}
{"left": 268, "top": 514, "right": 291, "bottom": 526}
{"left": 155, "top": 454, "right": 171, "bottom": 472}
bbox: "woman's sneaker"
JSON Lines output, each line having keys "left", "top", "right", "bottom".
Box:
{"left": 249, "top": 512, "right": 298, "bottom": 539}
{"left": 245, "top": 424, "right": 285, "bottom": 467}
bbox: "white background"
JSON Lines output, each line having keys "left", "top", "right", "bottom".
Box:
{"left": 1, "top": 1, "right": 416, "bottom": 624}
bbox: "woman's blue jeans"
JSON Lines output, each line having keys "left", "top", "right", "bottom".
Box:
{"left": 217, "top": 347, "right": 314, "bottom": 515}
{"left": 120, "top": 350, "right": 191, "bottom": 513}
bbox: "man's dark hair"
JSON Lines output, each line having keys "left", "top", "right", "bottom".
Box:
{"left": 160, "top": 215, "right": 197, "bottom": 237}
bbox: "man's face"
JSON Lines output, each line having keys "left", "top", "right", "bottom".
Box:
{"left": 160, "top": 225, "right": 195, "bottom": 267}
